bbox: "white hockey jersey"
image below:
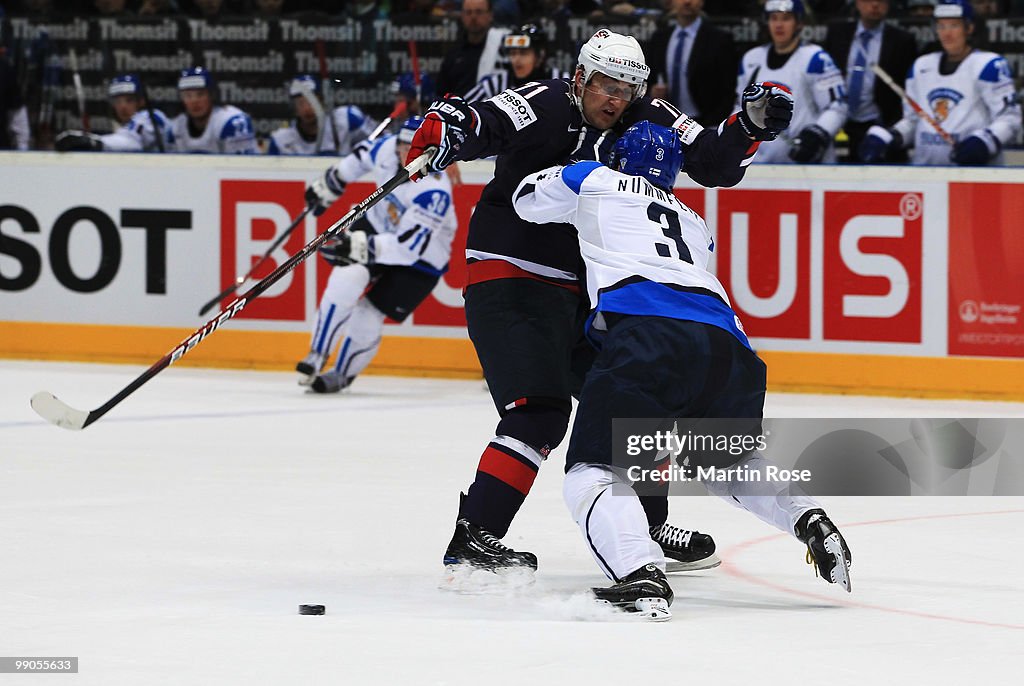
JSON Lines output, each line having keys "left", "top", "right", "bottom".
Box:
{"left": 100, "top": 108, "right": 173, "bottom": 152}
{"left": 266, "top": 105, "right": 377, "bottom": 156}
{"left": 169, "top": 105, "right": 257, "bottom": 154}
{"left": 513, "top": 161, "right": 749, "bottom": 349}
{"left": 736, "top": 43, "right": 847, "bottom": 163}
{"left": 332, "top": 135, "right": 457, "bottom": 273}
{"left": 893, "top": 50, "right": 1022, "bottom": 166}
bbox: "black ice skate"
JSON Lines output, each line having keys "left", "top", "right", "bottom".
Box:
{"left": 796, "top": 508, "right": 852, "bottom": 593}
{"left": 650, "top": 523, "right": 721, "bottom": 573}
{"left": 443, "top": 518, "right": 538, "bottom": 572}
{"left": 311, "top": 370, "right": 354, "bottom": 394}
{"left": 296, "top": 351, "right": 327, "bottom": 385}
{"left": 592, "top": 564, "right": 674, "bottom": 621}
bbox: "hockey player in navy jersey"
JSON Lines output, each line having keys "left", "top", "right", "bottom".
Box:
{"left": 859, "top": 0, "right": 1022, "bottom": 166}
{"left": 267, "top": 75, "right": 377, "bottom": 156}
{"left": 405, "top": 28, "right": 794, "bottom": 577}
{"left": 54, "top": 74, "right": 172, "bottom": 153}
{"left": 464, "top": 24, "right": 566, "bottom": 104}
{"left": 512, "top": 122, "right": 852, "bottom": 619}
{"left": 737, "top": 0, "right": 847, "bottom": 163}
{"left": 297, "top": 117, "right": 458, "bottom": 393}
{"left": 169, "top": 67, "right": 257, "bottom": 154}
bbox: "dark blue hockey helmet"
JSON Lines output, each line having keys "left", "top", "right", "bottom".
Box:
{"left": 288, "top": 74, "right": 322, "bottom": 98}
{"left": 108, "top": 74, "right": 143, "bottom": 98}
{"left": 178, "top": 66, "right": 214, "bottom": 92}
{"left": 610, "top": 121, "right": 685, "bottom": 191}
{"left": 392, "top": 71, "right": 435, "bottom": 104}
{"left": 934, "top": 0, "right": 974, "bottom": 24}
{"left": 398, "top": 116, "right": 424, "bottom": 144}
{"left": 763, "top": 0, "right": 805, "bottom": 20}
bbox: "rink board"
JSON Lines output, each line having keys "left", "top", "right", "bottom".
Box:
{"left": 1, "top": 153, "right": 1021, "bottom": 398}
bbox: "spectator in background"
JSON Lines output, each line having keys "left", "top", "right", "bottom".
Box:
{"left": 435, "top": 0, "right": 510, "bottom": 97}
{"left": 906, "top": 0, "right": 936, "bottom": 16}
{"left": 648, "top": 0, "right": 738, "bottom": 127}
{"left": 91, "top": 0, "right": 131, "bottom": 14}
{"left": 137, "top": 0, "right": 180, "bottom": 15}
{"left": 824, "top": 0, "right": 917, "bottom": 162}
{"left": 737, "top": 0, "right": 848, "bottom": 163}
{"left": 1, "top": 52, "right": 30, "bottom": 150}
{"left": 860, "top": 0, "right": 1021, "bottom": 166}
{"left": 54, "top": 74, "right": 173, "bottom": 152}
{"left": 170, "top": 66, "right": 258, "bottom": 153}
{"left": 267, "top": 74, "right": 377, "bottom": 155}
{"left": 970, "top": 0, "right": 1000, "bottom": 16}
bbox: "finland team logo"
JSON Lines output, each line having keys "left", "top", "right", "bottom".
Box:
{"left": 928, "top": 88, "right": 964, "bottom": 123}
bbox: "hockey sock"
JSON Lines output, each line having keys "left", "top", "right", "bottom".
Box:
{"left": 460, "top": 406, "right": 568, "bottom": 537}
{"left": 638, "top": 458, "right": 670, "bottom": 528}
{"left": 564, "top": 463, "right": 664, "bottom": 582}
{"left": 702, "top": 451, "right": 821, "bottom": 536}
{"left": 330, "top": 299, "right": 385, "bottom": 379}
{"left": 309, "top": 265, "right": 371, "bottom": 356}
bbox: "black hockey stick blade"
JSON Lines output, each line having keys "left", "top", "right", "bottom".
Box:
{"left": 30, "top": 149, "right": 435, "bottom": 431}
{"left": 197, "top": 206, "right": 312, "bottom": 317}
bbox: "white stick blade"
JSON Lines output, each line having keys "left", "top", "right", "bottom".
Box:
{"left": 30, "top": 391, "right": 89, "bottom": 431}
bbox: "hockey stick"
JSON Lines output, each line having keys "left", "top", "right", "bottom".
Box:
{"left": 68, "top": 47, "right": 89, "bottom": 133}
{"left": 197, "top": 205, "right": 312, "bottom": 317}
{"left": 140, "top": 79, "right": 166, "bottom": 153}
{"left": 367, "top": 100, "right": 407, "bottom": 141}
{"left": 316, "top": 40, "right": 340, "bottom": 152}
{"left": 870, "top": 63, "right": 955, "bottom": 146}
{"left": 31, "top": 148, "right": 437, "bottom": 431}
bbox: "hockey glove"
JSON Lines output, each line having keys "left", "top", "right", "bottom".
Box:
{"left": 788, "top": 124, "right": 831, "bottom": 164}
{"left": 951, "top": 130, "right": 999, "bottom": 166}
{"left": 305, "top": 167, "right": 347, "bottom": 217}
{"left": 858, "top": 125, "right": 902, "bottom": 164}
{"left": 406, "top": 97, "right": 477, "bottom": 178}
{"left": 54, "top": 130, "right": 103, "bottom": 152}
{"left": 737, "top": 82, "right": 794, "bottom": 141}
{"left": 319, "top": 231, "right": 371, "bottom": 267}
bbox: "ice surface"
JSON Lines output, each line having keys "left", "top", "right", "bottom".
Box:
{"left": 1, "top": 361, "right": 1022, "bottom": 685}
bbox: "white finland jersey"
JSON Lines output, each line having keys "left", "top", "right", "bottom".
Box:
{"left": 737, "top": 43, "right": 847, "bottom": 163}
{"left": 332, "top": 135, "right": 457, "bottom": 273}
{"left": 101, "top": 108, "right": 173, "bottom": 152}
{"left": 169, "top": 105, "right": 257, "bottom": 154}
{"left": 513, "top": 161, "right": 749, "bottom": 348}
{"left": 893, "top": 50, "right": 1022, "bottom": 166}
{"left": 266, "top": 105, "right": 377, "bottom": 156}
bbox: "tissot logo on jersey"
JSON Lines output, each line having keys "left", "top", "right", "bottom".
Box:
{"left": 490, "top": 90, "right": 537, "bottom": 131}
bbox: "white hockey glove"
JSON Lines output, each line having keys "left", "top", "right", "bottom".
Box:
{"left": 305, "top": 167, "right": 347, "bottom": 217}
{"left": 738, "top": 81, "right": 794, "bottom": 141}
{"left": 319, "top": 231, "right": 370, "bottom": 267}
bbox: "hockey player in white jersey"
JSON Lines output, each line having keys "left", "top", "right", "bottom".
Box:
{"left": 295, "top": 116, "right": 457, "bottom": 392}
{"left": 169, "top": 67, "right": 257, "bottom": 154}
{"left": 859, "top": 0, "right": 1022, "bottom": 166}
{"left": 737, "top": 0, "right": 847, "bottom": 163}
{"left": 463, "top": 24, "right": 566, "bottom": 104}
{"left": 54, "top": 74, "right": 172, "bottom": 153}
{"left": 512, "top": 121, "right": 852, "bottom": 619}
{"left": 266, "top": 75, "right": 377, "bottom": 156}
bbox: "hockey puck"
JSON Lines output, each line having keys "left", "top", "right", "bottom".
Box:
{"left": 298, "top": 604, "right": 325, "bottom": 615}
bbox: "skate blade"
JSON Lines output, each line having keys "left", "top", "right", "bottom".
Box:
{"left": 665, "top": 552, "right": 722, "bottom": 573}
{"left": 297, "top": 373, "right": 316, "bottom": 386}
{"left": 824, "top": 534, "right": 852, "bottom": 593}
{"left": 596, "top": 597, "right": 672, "bottom": 622}
{"left": 440, "top": 563, "right": 536, "bottom": 594}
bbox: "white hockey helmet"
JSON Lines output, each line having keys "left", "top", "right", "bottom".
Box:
{"left": 576, "top": 29, "right": 649, "bottom": 101}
